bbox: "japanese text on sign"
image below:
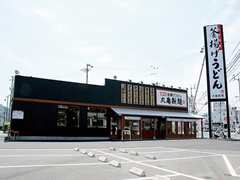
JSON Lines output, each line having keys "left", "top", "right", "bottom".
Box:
{"left": 156, "top": 89, "right": 187, "bottom": 108}
{"left": 121, "top": 84, "right": 126, "bottom": 103}
{"left": 204, "top": 24, "right": 227, "bottom": 99}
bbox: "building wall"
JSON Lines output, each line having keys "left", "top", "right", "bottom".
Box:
{"left": 11, "top": 75, "right": 189, "bottom": 138}
{"left": 202, "top": 102, "right": 239, "bottom": 129}
{"left": 0, "top": 104, "right": 5, "bottom": 128}
{"left": 13, "top": 76, "right": 188, "bottom": 111}
{"left": 12, "top": 100, "right": 111, "bottom": 137}
{"left": 0, "top": 117, "right": 3, "bottom": 128}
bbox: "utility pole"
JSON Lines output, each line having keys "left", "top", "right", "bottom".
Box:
{"left": 9, "top": 76, "right": 14, "bottom": 121}
{"left": 233, "top": 74, "right": 240, "bottom": 100}
{"left": 81, "top": 64, "right": 93, "bottom": 84}
{"left": 220, "top": 102, "right": 222, "bottom": 127}
{"left": 191, "top": 47, "right": 205, "bottom": 138}
{"left": 151, "top": 66, "right": 158, "bottom": 84}
{"left": 190, "top": 84, "right": 196, "bottom": 113}
{"left": 191, "top": 47, "right": 205, "bottom": 114}
{"left": 4, "top": 95, "right": 9, "bottom": 122}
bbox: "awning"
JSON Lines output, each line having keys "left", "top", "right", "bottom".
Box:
{"left": 166, "top": 118, "right": 200, "bottom": 122}
{"left": 111, "top": 108, "right": 203, "bottom": 120}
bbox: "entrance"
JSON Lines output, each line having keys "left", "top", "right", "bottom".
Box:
{"left": 110, "top": 116, "right": 121, "bottom": 140}
{"left": 123, "top": 116, "right": 141, "bottom": 140}
{"left": 142, "top": 117, "right": 158, "bottom": 139}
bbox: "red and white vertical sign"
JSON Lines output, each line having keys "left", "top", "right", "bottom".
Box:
{"left": 204, "top": 24, "right": 227, "bottom": 100}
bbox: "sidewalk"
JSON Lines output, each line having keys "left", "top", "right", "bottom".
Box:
{"left": 197, "top": 131, "right": 240, "bottom": 140}
{"left": 0, "top": 130, "right": 8, "bottom": 141}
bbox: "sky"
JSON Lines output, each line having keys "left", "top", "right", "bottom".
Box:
{"left": 1, "top": 0, "right": 240, "bottom": 115}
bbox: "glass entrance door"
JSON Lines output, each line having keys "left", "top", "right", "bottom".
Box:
{"left": 123, "top": 120, "right": 140, "bottom": 139}
{"left": 110, "top": 116, "right": 121, "bottom": 140}
{"left": 142, "top": 117, "right": 158, "bottom": 139}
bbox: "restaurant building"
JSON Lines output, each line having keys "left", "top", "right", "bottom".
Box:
{"left": 10, "top": 75, "right": 202, "bottom": 141}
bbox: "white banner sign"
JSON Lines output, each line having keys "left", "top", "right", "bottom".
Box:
{"left": 12, "top": 110, "right": 24, "bottom": 119}
{"left": 124, "top": 116, "right": 141, "bottom": 120}
{"left": 156, "top": 89, "right": 187, "bottom": 108}
{"left": 204, "top": 24, "right": 227, "bottom": 100}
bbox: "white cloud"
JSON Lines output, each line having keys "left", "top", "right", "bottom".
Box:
{"left": 56, "top": 22, "right": 68, "bottom": 35}
{"left": 31, "top": 8, "right": 59, "bottom": 19}
{"left": 0, "top": 48, "right": 33, "bottom": 68}
{"left": 1, "top": 0, "right": 240, "bottom": 111}
{"left": 66, "top": 46, "right": 104, "bottom": 54}
{"left": 113, "top": 0, "right": 134, "bottom": 10}
{"left": 99, "top": 54, "right": 112, "bottom": 63}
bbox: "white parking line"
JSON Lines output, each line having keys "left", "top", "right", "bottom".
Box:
{"left": 93, "top": 149, "right": 206, "bottom": 180}
{"left": 0, "top": 154, "right": 85, "bottom": 157}
{"left": 138, "top": 154, "right": 220, "bottom": 163}
{"left": 122, "top": 176, "right": 153, "bottom": 180}
{"left": 0, "top": 149, "right": 72, "bottom": 150}
{"left": 122, "top": 173, "right": 181, "bottom": 180}
{"left": 1, "top": 146, "right": 239, "bottom": 179}
{"left": 0, "top": 162, "right": 107, "bottom": 169}
{"left": 222, "top": 155, "right": 237, "bottom": 176}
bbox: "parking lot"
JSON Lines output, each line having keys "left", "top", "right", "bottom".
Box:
{"left": 0, "top": 131, "right": 240, "bottom": 180}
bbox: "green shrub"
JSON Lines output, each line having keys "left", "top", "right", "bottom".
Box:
{"left": 3, "top": 121, "right": 10, "bottom": 133}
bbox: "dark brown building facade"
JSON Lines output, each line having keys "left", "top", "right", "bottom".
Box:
{"left": 10, "top": 75, "right": 202, "bottom": 141}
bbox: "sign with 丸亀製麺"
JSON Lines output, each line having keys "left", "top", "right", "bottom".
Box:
{"left": 156, "top": 89, "right": 187, "bottom": 108}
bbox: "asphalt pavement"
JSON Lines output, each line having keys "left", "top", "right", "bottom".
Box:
{"left": 1, "top": 131, "right": 240, "bottom": 180}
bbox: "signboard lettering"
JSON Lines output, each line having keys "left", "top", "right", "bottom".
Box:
{"left": 121, "top": 84, "right": 126, "bottom": 103}
{"left": 204, "top": 24, "right": 227, "bottom": 100}
{"left": 156, "top": 89, "right": 187, "bottom": 108}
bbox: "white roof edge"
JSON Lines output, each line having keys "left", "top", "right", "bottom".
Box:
{"left": 111, "top": 108, "right": 203, "bottom": 119}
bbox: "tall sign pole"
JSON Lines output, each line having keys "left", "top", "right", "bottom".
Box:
{"left": 203, "top": 24, "right": 230, "bottom": 138}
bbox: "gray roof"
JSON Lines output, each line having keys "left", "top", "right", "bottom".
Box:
{"left": 112, "top": 108, "right": 203, "bottom": 119}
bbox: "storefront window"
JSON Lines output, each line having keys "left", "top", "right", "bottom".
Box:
{"left": 111, "top": 117, "right": 118, "bottom": 135}
{"left": 57, "top": 105, "right": 79, "bottom": 128}
{"left": 178, "top": 121, "right": 185, "bottom": 134}
{"left": 124, "top": 120, "right": 140, "bottom": 135}
{"left": 168, "top": 121, "right": 176, "bottom": 134}
{"left": 87, "top": 107, "right": 107, "bottom": 128}
{"left": 160, "top": 120, "right": 165, "bottom": 131}
{"left": 189, "top": 122, "right": 195, "bottom": 134}
{"left": 192, "top": 122, "right": 195, "bottom": 133}
{"left": 142, "top": 117, "right": 157, "bottom": 130}
{"left": 124, "top": 120, "right": 131, "bottom": 134}
{"left": 172, "top": 122, "right": 176, "bottom": 134}
{"left": 168, "top": 121, "right": 171, "bottom": 134}
{"left": 132, "top": 120, "right": 140, "bottom": 135}
{"left": 153, "top": 118, "right": 157, "bottom": 130}
{"left": 142, "top": 118, "right": 151, "bottom": 130}
{"left": 182, "top": 122, "right": 185, "bottom": 134}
